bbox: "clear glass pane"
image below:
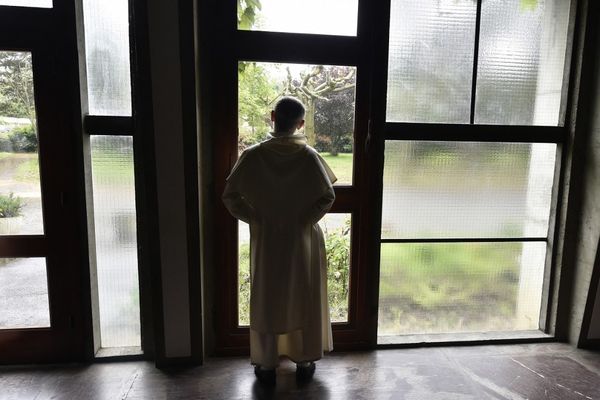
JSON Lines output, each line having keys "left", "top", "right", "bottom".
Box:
{"left": 386, "top": 0, "right": 476, "bottom": 123}
{"left": 377, "top": 242, "right": 546, "bottom": 340}
{"left": 0, "top": 258, "right": 50, "bottom": 329}
{"left": 238, "top": 0, "right": 358, "bottom": 36}
{"left": 90, "top": 136, "right": 140, "bottom": 348}
{"left": 82, "top": 0, "right": 132, "bottom": 116}
{"left": 0, "top": 0, "right": 51, "bottom": 6}
{"left": 0, "top": 51, "right": 44, "bottom": 235}
{"left": 381, "top": 141, "right": 556, "bottom": 239}
{"left": 238, "top": 213, "right": 352, "bottom": 325}
{"left": 320, "top": 213, "right": 351, "bottom": 323}
{"left": 238, "top": 61, "right": 355, "bottom": 185}
{"left": 475, "top": 0, "right": 571, "bottom": 125}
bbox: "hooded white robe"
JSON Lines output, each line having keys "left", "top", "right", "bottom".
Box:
{"left": 222, "top": 133, "right": 336, "bottom": 367}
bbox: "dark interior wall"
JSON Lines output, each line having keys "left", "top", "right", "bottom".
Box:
{"left": 578, "top": 3, "right": 600, "bottom": 340}
{"left": 590, "top": 282, "right": 600, "bottom": 338}
{"left": 559, "top": 0, "right": 600, "bottom": 345}
{"left": 146, "top": 0, "right": 192, "bottom": 358}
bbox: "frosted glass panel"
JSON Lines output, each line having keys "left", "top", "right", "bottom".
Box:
{"left": 0, "top": 258, "right": 50, "bottom": 329}
{"left": 0, "top": 51, "right": 44, "bottom": 235}
{"left": 91, "top": 136, "right": 140, "bottom": 348}
{"left": 475, "top": 0, "right": 571, "bottom": 125}
{"left": 238, "top": 0, "right": 358, "bottom": 36}
{"left": 378, "top": 242, "right": 546, "bottom": 339}
{"left": 381, "top": 141, "right": 556, "bottom": 239}
{"left": 82, "top": 0, "right": 131, "bottom": 116}
{"left": 386, "top": 0, "right": 476, "bottom": 123}
{"left": 238, "top": 213, "right": 352, "bottom": 325}
{"left": 0, "top": 0, "right": 51, "bottom": 7}
{"left": 238, "top": 61, "right": 355, "bottom": 185}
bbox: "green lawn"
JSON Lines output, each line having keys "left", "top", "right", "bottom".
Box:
{"left": 320, "top": 152, "right": 353, "bottom": 184}
{"left": 378, "top": 242, "right": 523, "bottom": 334}
{"left": 0, "top": 151, "right": 135, "bottom": 185}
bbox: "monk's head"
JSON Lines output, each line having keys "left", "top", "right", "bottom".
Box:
{"left": 271, "top": 97, "right": 305, "bottom": 136}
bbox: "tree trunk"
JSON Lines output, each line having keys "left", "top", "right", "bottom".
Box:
{"left": 305, "top": 100, "right": 316, "bottom": 147}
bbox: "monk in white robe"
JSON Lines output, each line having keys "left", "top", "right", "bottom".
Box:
{"left": 222, "top": 97, "right": 336, "bottom": 383}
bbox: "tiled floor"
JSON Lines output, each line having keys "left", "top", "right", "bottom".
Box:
{"left": 1, "top": 343, "right": 599, "bottom": 399}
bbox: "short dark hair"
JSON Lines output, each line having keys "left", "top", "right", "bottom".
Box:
{"left": 274, "top": 97, "right": 305, "bottom": 132}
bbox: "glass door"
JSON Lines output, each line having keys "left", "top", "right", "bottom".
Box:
{"left": 0, "top": 12, "right": 86, "bottom": 362}
{"left": 213, "top": 0, "right": 375, "bottom": 351}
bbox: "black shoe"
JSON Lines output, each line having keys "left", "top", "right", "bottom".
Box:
{"left": 254, "top": 365, "right": 276, "bottom": 386}
{"left": 296, "top": 362, "right": 316, "bottom": 382}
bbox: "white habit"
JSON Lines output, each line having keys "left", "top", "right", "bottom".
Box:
{"left": 222, "top": 133, "right": 336, "bottom": 367}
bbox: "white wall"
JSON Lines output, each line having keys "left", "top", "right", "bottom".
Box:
{"left": 146, "top": 0, "right": 192, "bottom": 358}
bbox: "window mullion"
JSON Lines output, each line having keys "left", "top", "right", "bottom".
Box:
{"left": 83, "top": 115, "right": 134, "bottom": 136}
{"left": 469, "top": 0, "right": 483, "bottom": 124}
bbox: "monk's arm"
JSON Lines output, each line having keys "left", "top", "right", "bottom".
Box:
{"left": 222, "top": 184, "right": 254, "bottom": 224}
{"left": 305, "top": 186, "right": 335, "bottom": 225}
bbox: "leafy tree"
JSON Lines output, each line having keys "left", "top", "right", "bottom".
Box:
{"left": 0, "top": 52, "right": 36, "bottom": 128}
{"left": 238, "top": 62, "right": 279, "bottom": 149}
{"left": 238, "top": 63, "right": 356, "bottom": 153}
{"left": 237, "top": 0, "right": 262, "bottom": 30}
{"left": 283, "top": 65, "right": 355, "bottom": 147}
{"left": 315, "top": 88, "right": 354, "bottom": 156}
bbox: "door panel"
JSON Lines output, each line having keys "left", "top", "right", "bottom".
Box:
{"left": 0, "top": 45, "right": 85, "bottom": 363}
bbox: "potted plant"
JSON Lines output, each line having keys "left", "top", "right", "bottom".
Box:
{"left": 0, "top": 192, "right": 24, "bottom": 234}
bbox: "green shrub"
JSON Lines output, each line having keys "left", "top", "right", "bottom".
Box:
{"left": 0, "top": 193, "right": 23, "bottom": 218}
{"left": 325, "top": 219, "right": 351, "bottom": 322}
{"left": 8, "top": 125, "right": 38, "bottom": 152}
{"left": 238, "top": 219, "right": 352, "bottom": 325}
{"left": 0, "top": 134, "right": 12, "bottom": 152}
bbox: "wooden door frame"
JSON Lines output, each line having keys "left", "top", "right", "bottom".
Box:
{"left": 0, "top": 1, "right": 88, "bottom": 364}
{"left": 209, "top": 0, "right": 381, "bottom": 354}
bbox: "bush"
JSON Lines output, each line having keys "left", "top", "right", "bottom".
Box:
{"left": 0, "top": 135, "right": 12, "bottom": 152}
{"left": 8, "top": 125, "right": 38, "bottom": 152}
{"left": 238, "top": 219, "right": 352, "bottom": 325}
{"left": 324, "top": 220, "right": 351, "bottom": 321}
{"left": 0, "top": 193, "right": 23, "bottom": 218}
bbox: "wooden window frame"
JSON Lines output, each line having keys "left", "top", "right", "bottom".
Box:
{"left": 210, "top": 0, "right": 582, "bottom": 354}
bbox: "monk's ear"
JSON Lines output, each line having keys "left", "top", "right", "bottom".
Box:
{"left": 271, "top": 110, "right": 276, "bottom": 122}
{"left": 298, "top": 119, "right": 305, "bottom": 129}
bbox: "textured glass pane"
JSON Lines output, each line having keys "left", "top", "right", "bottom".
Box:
{"left": 238, "top": 0, "right": 357, "bottom": 36}
{"left": 0, "top": 51, "right": 44, "bottom": 235}
{"left": 381, "top": 141, "right": 556, "bottom": 239}
{"left": 0, "top": 258, "right": 50, "bottom": 329}
{"left": 238, "top": 61, "right": 355, "bottom": 185}
{"left": 378, "top": 242, "right": 546, "bottom": 340}
{"left": 0, "top": 0, "right": 51, "bottom": 6}
{"left": 82, "top": 0, "right": 131, "bottom": 116}
{"left": 475, "top": 0, "right": 571, "bottom": 125}
{"left": 91, "top": 136, "right": 140, "bottom": 348}
{"left": 386, "top": 0, "right": 476, "bottom": 123}
{"left": 239, "top": 213, "right": 352, "bottom": 325}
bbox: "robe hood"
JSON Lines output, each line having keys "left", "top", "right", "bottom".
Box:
{"left": 263, "top": 133, "right": 308, "bottom": 155}
{"left": 262, "top": 133, "right": 337, "bottom": 184}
